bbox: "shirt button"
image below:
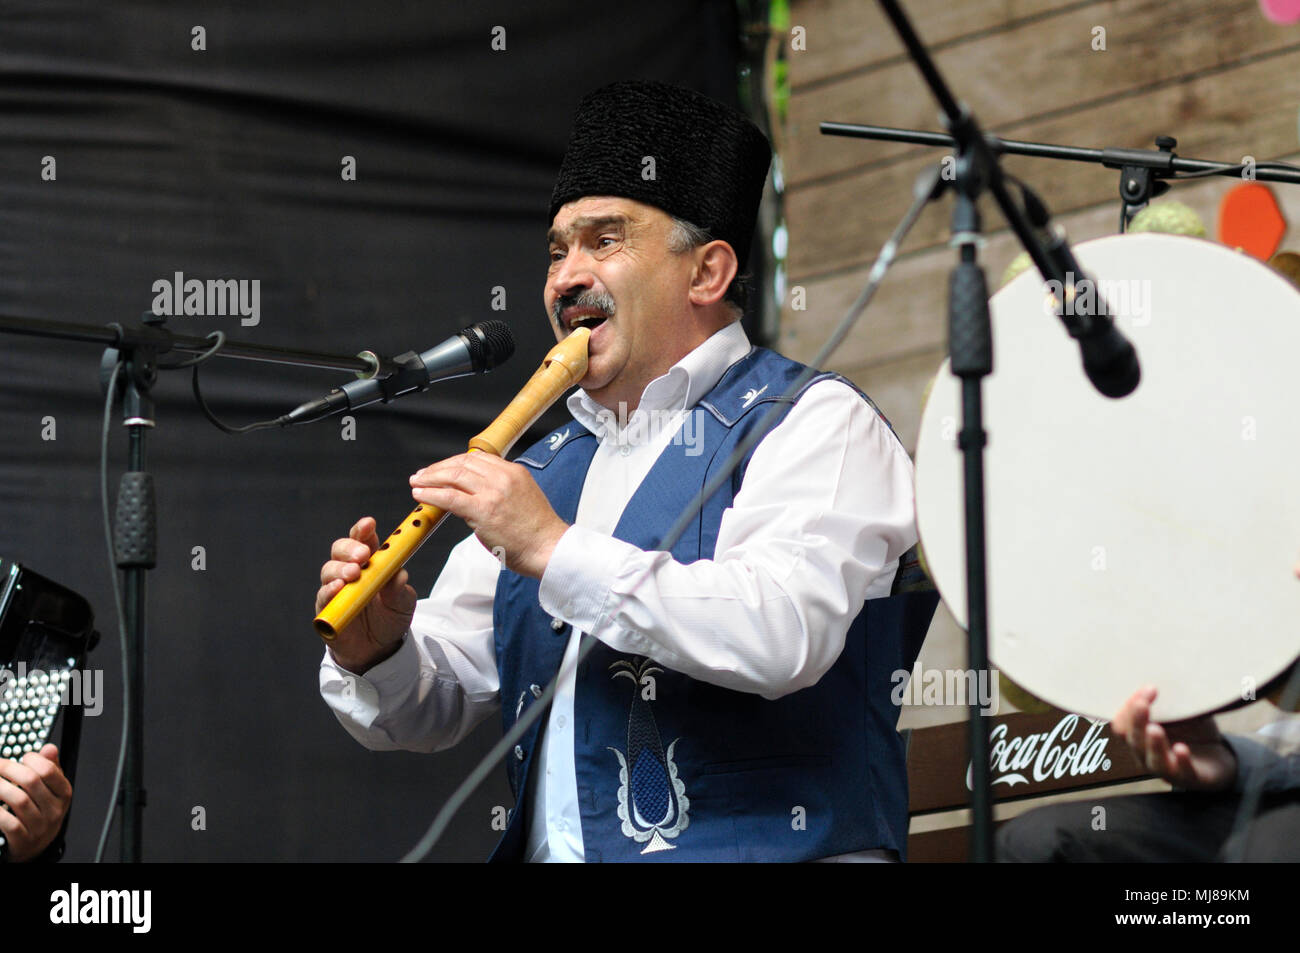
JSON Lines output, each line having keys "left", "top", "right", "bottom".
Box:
{"left": 550, "top": 618, "right": 565, "bottom": 632}
{"left": 556, "top": 819, "right": 567, "bottom": 832}
{"left": 557, "top": 715, "right": 566, "bottom": 728}
{"left": 514, "top": 745, "right": 525, "bottom": 761}
{"left": 530, "top": 684, "right": 543, "bottom": 698}
{"left": 620, "top": 445, "right": 631, "bottom": 457}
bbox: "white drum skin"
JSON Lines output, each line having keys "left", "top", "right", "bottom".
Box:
{"left": 915, "top": 233, "right": 1300, "bottom": 721}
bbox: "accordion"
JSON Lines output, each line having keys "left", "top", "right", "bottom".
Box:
{"left": 0, "top": 558, "right": 97, "bottom": 861}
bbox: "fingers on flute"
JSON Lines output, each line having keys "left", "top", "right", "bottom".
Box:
{"left": 315, "top": 580, "right": 342, "bottom": 613}
{"left": 380, "top": 569, "right": 417, "bottom": 613}
{"left": 330, "top": 526, "right": 375, "bottom": 568}
{"left": 317, "top": 559, "right": 363, "bottom": 611}
{"left": 350, "top": 516, "right": 381, "bottom": 550}
{"left": 321, "top": 558, "right": 362, "bottom": 585}
{"left": 319, "top": 521, "right": 381, "bottom": 612}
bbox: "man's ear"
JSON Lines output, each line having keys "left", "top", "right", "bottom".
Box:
{"left": 688, "top": 240, "right": 739, "bottom": 307}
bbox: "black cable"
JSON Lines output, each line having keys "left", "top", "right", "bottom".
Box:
{"left": 189, "top": 334, "right": 285, "bottom": 434}
{"left": 94, "top": 361, "right": 130, "bottom": 863}
{"left": 94, "top": 333, "right": 272, "bottom": 858}
{"left": 1166, "top": 159, "right": 1300, "bottom": 181}
{"left": 156, "top": 330, "right": 226, "bottom": 369}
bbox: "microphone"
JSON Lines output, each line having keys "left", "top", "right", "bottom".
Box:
{"left": 281, "top": 320, "right": 515, "bottom": 426}
{"left": 1076, "top": 310, "right": 1141, "bottom": 398}
{"left": 1022, "top": 187, "right": 1141, "bottom": 398}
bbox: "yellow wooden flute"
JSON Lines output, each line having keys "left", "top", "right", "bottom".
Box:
{"left": 314, "top": 327, "right": 591, "bottom": 640}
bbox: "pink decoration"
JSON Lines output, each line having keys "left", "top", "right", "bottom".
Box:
{"left": 1259, "top": 0, "right": 1300, "bottom": 24}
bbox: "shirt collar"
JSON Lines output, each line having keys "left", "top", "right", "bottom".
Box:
{"left": 566, "top": 321, "right": 752, "bottom": 437}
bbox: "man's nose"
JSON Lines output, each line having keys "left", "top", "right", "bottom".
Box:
{"left": 550, "top": 250, "right": 595, "bottom": 296}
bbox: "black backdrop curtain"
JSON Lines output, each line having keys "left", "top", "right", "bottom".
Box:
{"left": 0, "top": 1, "right": 743, "bottom": 860}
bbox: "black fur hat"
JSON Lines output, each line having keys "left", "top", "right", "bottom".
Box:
{"left": 549, "top": 81, "right": 772, "bottom": 268}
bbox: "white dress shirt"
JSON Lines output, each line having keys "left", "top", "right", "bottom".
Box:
{"left": 320, "top": 321, "right": 919, "bottom": 861}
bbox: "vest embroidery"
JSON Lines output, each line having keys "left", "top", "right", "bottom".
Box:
{"left": 606, "top": 657, "right": 690, "bottom": 853}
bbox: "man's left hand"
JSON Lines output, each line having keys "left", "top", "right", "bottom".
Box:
{"left": 0, "top": 744, "right": 72, "bottom": 863}
{"left": 410, "top": 453, "right": 569, "bottom": 579}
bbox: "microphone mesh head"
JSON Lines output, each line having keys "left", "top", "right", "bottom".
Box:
{"left": 461, "top": 320, "right": 515, "bottom": 372}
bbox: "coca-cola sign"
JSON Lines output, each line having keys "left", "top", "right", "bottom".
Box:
{"left": 965, "top": 713, "right": 1113, "bottom": 790}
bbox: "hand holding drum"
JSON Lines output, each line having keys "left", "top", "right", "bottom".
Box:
{"left": 915, "top": 234, "right": 1300, "bottom": 721}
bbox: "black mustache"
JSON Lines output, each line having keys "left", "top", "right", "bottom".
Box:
{"left": 552, "top": 290, "right": 616, "bottom": 327}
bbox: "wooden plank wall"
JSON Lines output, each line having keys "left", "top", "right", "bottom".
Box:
{"left": 783, "top": 0, "right": 1300, "bottom": 451}
{"left": 780, "top": 0, "right": 1300, "bottom": 735}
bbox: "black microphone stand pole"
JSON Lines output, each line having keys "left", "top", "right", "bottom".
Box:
{"left": 869, "top": 0, "right": 1118, "bottom": 862}
{"left": 838, "top": 2, "right": 1300, "bottom": 861}
{"left": 946, "top": 151, "right": 996, "bottom": 864}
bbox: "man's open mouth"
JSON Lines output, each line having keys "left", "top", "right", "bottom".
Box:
{"left": 555, "top": 291, "right": 616, "bottom": 333}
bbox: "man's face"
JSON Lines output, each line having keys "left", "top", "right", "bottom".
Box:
{"left": 545, "top": 196, "right": 698, "bottom": 411}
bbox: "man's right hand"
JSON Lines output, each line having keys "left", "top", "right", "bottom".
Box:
{"left": 316, "top": 517, "right": 418, "bottom": 674}
{"left": 1112, "top": 685, "right": 1237, "bottom": 792}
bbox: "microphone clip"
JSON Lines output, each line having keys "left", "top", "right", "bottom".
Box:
{"left": 371, "top": 350, "right": 436, "bottom": 404}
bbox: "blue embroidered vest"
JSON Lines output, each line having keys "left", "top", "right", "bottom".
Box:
{"left": 489, "top": 346, "right": 937, "bottom": 862}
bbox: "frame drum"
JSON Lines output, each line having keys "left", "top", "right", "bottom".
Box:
{"left": 915, "top": 233, "right": 1300, "bottom": 721}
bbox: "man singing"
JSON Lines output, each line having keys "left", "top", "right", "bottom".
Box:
{"left": 316, "top": 80, "right": 936, "bottom": 861}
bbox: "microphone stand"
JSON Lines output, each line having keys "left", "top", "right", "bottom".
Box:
{"left": 819, "top": 124, "right": 1300, "bottom": 232}
{"left": 824, "top": 109, "right": 1300, "bottom": 865}
{"left": 827, "top": 3, "right": 1300, "bottom": 862}
{"left": 0, "top": 311, "right": 397, "bottom": 861}
{"left": 856, "top": 0, "right": 1147, "bottom": 862}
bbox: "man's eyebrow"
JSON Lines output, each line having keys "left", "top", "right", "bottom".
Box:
{"left": 546, "top": 215, "right": 629, "bottom": 246}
